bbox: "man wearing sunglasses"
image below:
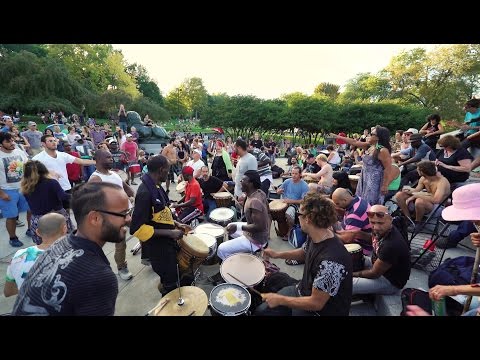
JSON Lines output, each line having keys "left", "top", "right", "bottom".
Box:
{"left": 12, "top": 182, "right": 130, "bottom": 315}
{"left": 352, "top": 204, "right": 411, "bottom": 297}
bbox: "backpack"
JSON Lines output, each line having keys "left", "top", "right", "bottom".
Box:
{"left": 428, "top": 256, "right": 475, "bottom": 288}
{"left": 400, "top": 288, "right": 464, "bottom": 316}
{"left": 288, "top": 223, "right": 307, "bottom": 248}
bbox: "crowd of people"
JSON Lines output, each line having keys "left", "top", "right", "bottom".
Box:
{"left": 2, "top": 98, "right": 480, "bottom": 316}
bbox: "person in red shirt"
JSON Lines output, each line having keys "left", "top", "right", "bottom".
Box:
{"left": 171, "top": 166, "right": 204, "bottom": 223}
{"left": 120, "top": 134, "right": 139, "bottom": 185}
{"left": 63, "top": 142, "right": 83, "bottom": 187}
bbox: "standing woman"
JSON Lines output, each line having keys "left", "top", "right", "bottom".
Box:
{"left": 331, "top": 126, "right": 392, "bottom": 206}
{"left": 211, "top": 140, "right": 233, "bottom": 181}
{"left": 419, "top": 114, "right": 444, "bottom": 150}
{"left": 20, "top": 160, "right": 72, "bottom": 245}
{"left": 118, "top": 104, "right": 128, "bottom": 133}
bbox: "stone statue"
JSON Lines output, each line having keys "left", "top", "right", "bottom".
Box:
{"left": 126, "top": 111, "right": 170, "bottom": 142}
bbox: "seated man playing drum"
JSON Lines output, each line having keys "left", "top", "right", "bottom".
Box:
{"left": 171, "top": 166, "right": 204, "bottom": 224}
{"left": 255, "top": 193, "right": 353, "bottom": 316}
{"left": 302, "top": 154, "right": 334, "bottom": 195}
{"left": 216, "top": 170, "right": 271, "bottom": 261}
{"left": 275, "top": 165, "right": 309, "bottom": 240}
{"left": 197, "top": 165, "right": 230, "bottom": 218}
{"left": 331, "top": 188, "right": 372, "bottom": 255}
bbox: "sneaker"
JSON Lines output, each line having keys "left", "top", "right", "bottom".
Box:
{"left": 131, "top": 181, "right": 138, "bottom": 185}
{"left": 16, "top": 220, "right": 25, "bottom": 227}
{"left": 118, "top": 267, "right": 133, "bottom": 280}
{"left": 25, "top": 229, "right": 33, "bottom": 237}
{"left": 9, "top": 238, "right": 24, "bottom": 247}
{"left": 141, "top": 258, "right": 151, "bottom": 266}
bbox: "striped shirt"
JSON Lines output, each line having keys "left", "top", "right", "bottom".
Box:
{"left": 342, "top": 196, "right": 372, "bottom": 249}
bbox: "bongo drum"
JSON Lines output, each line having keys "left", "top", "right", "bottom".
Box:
{"left": 345, "top": 243, "right": 364, "bottom": 272}
{"left": 193, "top": 233, "right": 218, "bottom": 265}
{"left": 176, "top": 181, "right": 187, "bottom": 195}
{"left": 348, "top": 175, "right": 360, "bottom": 193}
{"left": 209, "top": 207, "right": 235, "bottom": 227}
{"left": 209, "top": 283, "right": 251, "bottom": 316}
{"left": 220, "top": 253, "right": 265, "bottom": 287}
{"left": 304, "top": 176, "right": 318, "bottom": 184}
{"left": 177, "top": 234, "right": 209, "bottom": 272}
{"left": 194, "top": 223, "right": 226, "bottom": 248}
{"left": 269, "top": 199, "right": 289, "bottom": 237}
{"left": 349, "top": 164, "right": 362, "bottom": 175}
{"left": 212, "top": 191, "right": 233, "bottom": 208}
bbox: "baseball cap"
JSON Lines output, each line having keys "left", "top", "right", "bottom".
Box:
{"left": 193, "top": 149, "right": 202, "bottom": 156}
{"left": 182, "top": 166, "right": 194, "bottom": 176}
{"left": 74, "top": 134, "right": 81, "bottom": 140}
{"left": 405, "top": 128, "right": 419, "bottom": 134}
{"left": 108, "top": 138, "right": 118, "bottom": 144}
{"left": 3, "top": 116, "right": 11, "bottom": 120}
{"left": 28, "top": 121, "right": 37, "bottom": 127}
{"left": 126, "top": 133, "right": 133, "bottom": 138}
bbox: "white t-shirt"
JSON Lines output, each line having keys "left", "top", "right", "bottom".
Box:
{"left": 89, "top": 170, "right": 133, "bottom": 208}
{"left": 32, "top": 151, "right": 76, "bottom": 191}
{"left": 6, "top": 246, "right": 45, "bottom": 289}
{"left": 186, "top": 159, "right": 205, "bottom": 178}
{"left": 0, "top": 148, "right": 29, "bottom": 190}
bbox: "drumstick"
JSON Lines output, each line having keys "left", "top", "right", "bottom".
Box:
{"left": 227, "top": 272, "right": 265, "bottom": 299}
{"left": 145, "top": 298, "right": 170, "bottom": 316}
{"left": 463, "top": 247, "right": 480, "bottom": 314}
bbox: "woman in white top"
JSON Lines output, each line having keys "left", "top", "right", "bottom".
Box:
{"left": 326, "top": 145, "right": 341, "bottom": 168}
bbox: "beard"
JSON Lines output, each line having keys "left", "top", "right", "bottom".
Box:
{"left": 100, "top": 218, "right": 126, "bottom": 244}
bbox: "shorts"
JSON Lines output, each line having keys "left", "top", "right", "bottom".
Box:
{"left": 285, "top": 205, "right": 298, "bottom": 222}
{"left": 0, "top": 189, "right": 30, "bottom": 218}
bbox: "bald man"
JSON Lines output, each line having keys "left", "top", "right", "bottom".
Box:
{"left": 352, "top": 204, "right": 411, "bottom": 296}
{"left": 4, "top": 213, "right": 67, "bottom": 297}
{"left": 331, "top": 188, "right": 372, "bottom": 254}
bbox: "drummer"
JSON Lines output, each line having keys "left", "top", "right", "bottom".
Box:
{"left": 302, "top": 153, "right": 320, "bottom": 174}
{"left": 275, "top": 166, "right": 309, "bottom": 240}
{"left": 108, "top": 138, "right": 128, "bottom": 176}
{"left": 216, "top": 170, "right": 270, "bottom": 261}
{"left": 171, "top": 166, "right": 204, "bottom": 223}
{"left": 197, "top": 165, "right": 230, "bottom": 218}
{"left": 302, "top": 154, "right": 334, "bottom": 195}
{"left": 130, "top": 155, "right": 192, "bottom": 296}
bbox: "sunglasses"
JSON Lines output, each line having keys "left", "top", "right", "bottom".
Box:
{"left": 296, "top": 210, "right": 306, "bottom": 217}
{"left": 95, "top": 208, "right": 133, "bottom": 219}
{"left": 366, "top": 211, "right": 389, "bottom": 219}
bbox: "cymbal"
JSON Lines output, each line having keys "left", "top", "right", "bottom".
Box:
{"left": 154, "top": 286, "right": 208, "bottom": 316}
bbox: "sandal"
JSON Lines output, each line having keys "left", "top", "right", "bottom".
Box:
{"left": 285, "top": 259, "right": 304, "bottom": 266}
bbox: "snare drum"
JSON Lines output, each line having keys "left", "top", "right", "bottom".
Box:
{"left": 220, "top": 253, "right": 265, "bottom": 287}
{"left": 209, "top": 283, "right": 251, "bottom": 316}
{"left": 194, "top": 223, "right": 226, "bottom": 248}
{"left": 348, "top": 175, "right": 360, "bottom": 193}
{"left": 345, "top": 243, "right": 364, "bottom": 272}
{"left": 209, "top": 207, "right": 235, "bottom": 227}
{"left": 269, "top": 199, "right": 289, "bottom": 237}
{"left": 176, "top": 181, "right": 187, "bottom": 195}
{"left": 177, "top": 234, "right": 209, "bottom": 272}
{"left": 193, "top": 233, "right": 218, "bottom": 265}
{"left": 212, "top": 191, "right": 233, "bottom": 208}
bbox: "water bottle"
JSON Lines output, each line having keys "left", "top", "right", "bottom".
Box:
{"left": 423, "top": 239, "right": 436, "bottom": 252}
{"left": 431, "top": 297, "right": 447, "bottom": 316}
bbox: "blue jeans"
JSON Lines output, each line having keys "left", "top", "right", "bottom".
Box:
{"left": 83, "top": 164, "right": 96, "bottom": 181}
{"left": 119, "top": 122, "right": 127, "bottom": 133}
{"left": 254, "top": 285, "right": 314, "bottom": 316}
{"left": 204, "top": 198, "right": 217, "bottom": 218}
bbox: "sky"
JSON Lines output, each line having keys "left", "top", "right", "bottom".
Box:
{"left": 114, "top": 44, "right": 444, "bottom": 100}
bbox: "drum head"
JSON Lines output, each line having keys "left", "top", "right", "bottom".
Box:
{"left": 348, "top": 175, "right": 360, "bottom": 181}
{"left": 220, "top": 253, "right": 265, "bottom": 286}
{"left": 213, "top": 191, "right": 232, "bottom": 199}
{"left": 209, "top": 283, "right": 251, "bottom": 316}
{"left": 176, "top": 181, "right": 187, "bottom": 193}
{"left": 194, "top": 223, "right": 225, "bottom": 238}
{"left": 181, "top": 234, "right": 209, "bottom": 256}
{"left": 210, "top": 207, "right": 235, "bottom": 222}
{"left": 269, "top": 199, "right": 287, "bottom": 211}
{"left": 194, "top": 233, "right": 217, "bottom": 249}
{"left": 345, "top": 243, "right": 362, "bottom": 253}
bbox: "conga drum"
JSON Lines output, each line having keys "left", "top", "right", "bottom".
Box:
{"left": 194, "top": 223, "right": 226, "bottom": 248}
{"left": 269, "top": 199, "right": 289, "bottom": 237}
{"left": 212, "top": 191, "right": 233, "bottom": 208}
{"left": 220, "top": 253, "right": 265, "bottom": 287}
{"left": 193, "top": 233, "right": 218, "bottom": 266}
{"left": 176, "top": 181, "right": 187, "bottom": 196}
{"left": 348, "top": 175, "right": 360, "bottom": 193}
{"left": 345, "top": 243, "right": 364, "bottom": 272}
{"left": 177, "top": 234, "right": 209, "bottom": 272}
{"left": 209, "top": 207, "right": 235, "bottom": 227}
{"left": 304, "top": 176, "right": 318, "bottom": 184}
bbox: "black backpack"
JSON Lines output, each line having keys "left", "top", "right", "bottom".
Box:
{"left": 428, "top": 256, "right": 475, "bottom": 288}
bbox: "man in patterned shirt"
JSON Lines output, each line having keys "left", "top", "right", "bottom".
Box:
{"left": 255, "top": 193, "right": 353, "bottom": 316}
{"left": 4, "top": 213, "right": 67, "bottom": 297}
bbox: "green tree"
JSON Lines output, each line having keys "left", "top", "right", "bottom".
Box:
{"left": 180, "top": 77, "right": 209, "bottom": 119}
{"left": 314, "top": 82, "right": 340, "bottom": 100}
{"left": 126, "top": 63, "right": 164, "bottom": 106}
{"left": 0, "top": 44, "right": 48, "bottom": 57}
{"left": 338, "top": 73, "right": 391, "bottom": 103}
